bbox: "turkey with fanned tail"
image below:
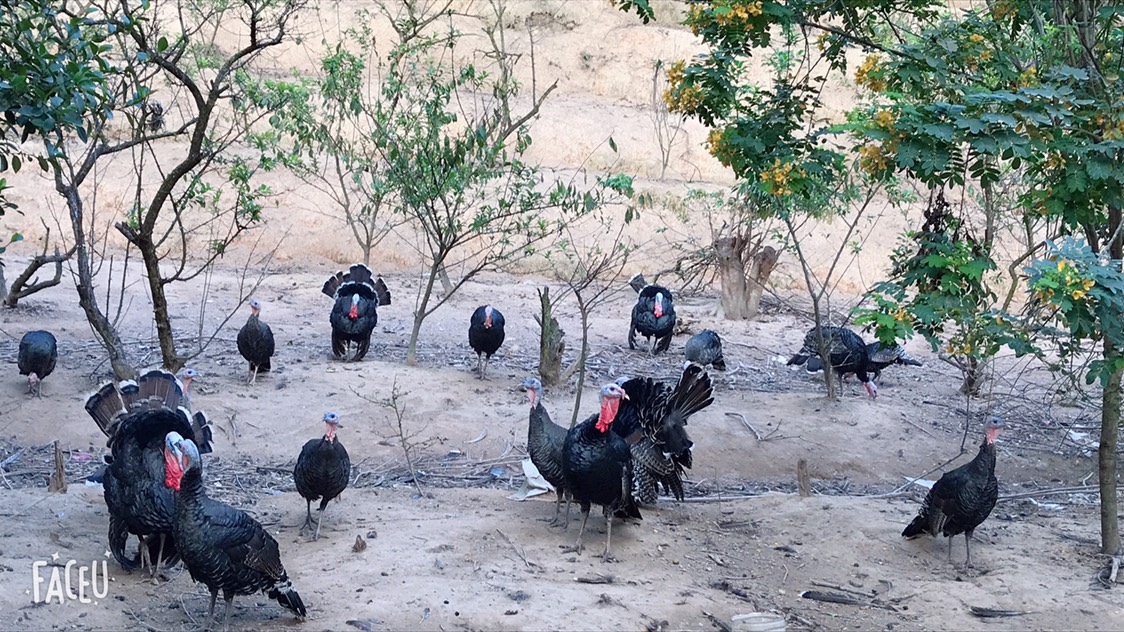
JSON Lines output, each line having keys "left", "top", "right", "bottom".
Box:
{"left": 85, "top": 369, "right": 213, "bottom": 577}
{"left": 562, "top": 383, "right": 641, "bottom": 561}
{"left": 613, "top": 362, "right": 714, "bottom": 504}
{"left": 628, "top": 273, "right": 676, "bottom": 355}
{"left": 902, "top": 416, "right": 1003, "bottom": 567}
{"left": 787, "top": 326, "right": 877, "bottom": 398}
{"left": 164, "top": 432, "right": 306, "bottom": 629}
{"left": 322, "top": 263, "right": 391, "bottom": 361}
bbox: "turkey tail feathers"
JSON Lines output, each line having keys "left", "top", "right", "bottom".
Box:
{"left": 667, "top": 363, "right": 714, "bottom": 422}
{"left": 372, "top": 276, "right": 392, "bottom": 306}
{"left": 901, "top": 514, "right": 928, "bottom": 538}
{"left": 269, "top": 576, "right": 307, "bottom": 618}
{"left": 192, "top": 411, "right": 214, "bottom": 455}
{"left": 86, "top": 382, "right": 127, "bottom": 437}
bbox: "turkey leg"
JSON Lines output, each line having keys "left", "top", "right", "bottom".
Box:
{"left": 601, "top": 515, "right": 615, "bottom": 563}
{"left": 564, "top": 506, "right": 592, "bottom": 554}
{"left": 300, "top": 499, "right": 315, "bottom": 535}
{"left": 481, "top": 355, "right": 491, "bottom": 380}
{"left": 964, "top": 530, "right": 974, "bottom": 567}
{"left": 150, "top": 534, "right": 167, "bottom": 584}
{"left": 550, "top": 492, "right": 572, "bottom": 529}
{"left": 314, "top": 504, "right": 328, "bottom": 541}
{"left": 220, "top": 590, "right": 235, "bottom": 632}
{"left": 203, "top": 589, "right": 219, "bottom": 631}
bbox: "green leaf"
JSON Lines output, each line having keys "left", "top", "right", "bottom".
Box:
{"left": 157, "top": 36, "right": 168, "bottom": 52}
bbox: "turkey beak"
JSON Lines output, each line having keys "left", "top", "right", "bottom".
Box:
{"left": 620, "top": 391, "right": 630, "bottom": 400}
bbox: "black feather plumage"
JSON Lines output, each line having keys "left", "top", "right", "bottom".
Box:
{"left": 166, "top": 435, "right": 305, "bottom": 629}
{"left": 322, "top": 263, "right": 391, "bottom": 361}
{"left": 18, "top": 330, "right": 57, "bottom": 396}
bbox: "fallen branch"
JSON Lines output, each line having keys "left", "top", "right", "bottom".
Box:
{"left": 726, "top": 412, "right": 762, "bottom": 441}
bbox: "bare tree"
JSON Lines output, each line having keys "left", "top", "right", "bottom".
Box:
{"left": 42, "top": 0, "right": 307, "bottom": 378}
{"left": 548, "top": 209, "right": 638, "bottom": 428}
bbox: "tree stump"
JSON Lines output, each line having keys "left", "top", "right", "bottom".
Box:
{"left": 714, "top": 236, "right": 778, "bottom": 320}
{"left": 536, "top": 287, "right": 565, "bottom": 387}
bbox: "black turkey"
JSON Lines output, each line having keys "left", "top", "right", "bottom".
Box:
{"left": 865, "top": 342, "right": 923, "bottom": 380}
{"left": 468, "top": 305, "right": 505, "bottom": 379}
{"left": 237, "top": 299, "right": 275, "bottom": 384}
{"left": 614, "top": 363, "right": 714, "bottom": 503}
{"left": 322, "top": 263, "right": 391, "bottom": 361}
{"left": 164, "top": 432, "right": 306, "bottom": 629}
{"left": 806, "top": 341, "right": 922, "bottom": 382}
{"left": 628, "top": 273, "right": 676, "bottom": 355}
{"left": 293, "top": 412, "right": 351, "bottom": 540}
{"left": 85, "top": 370, "right": 213, "bottom": 576}
{"left": 902, "top": 417, "right": 1003, "bottom": 567}
{"left": 787, "top": 326, "right": 877, "bottom": 398}
{"left": 685, "top": 329, "right": 726, "bottom": 370}
{"left": 562, "top": 383, "right": 641, "bottom": 561}
{"left": 18, "top": 330, "right": 57, "bottom": 397}
{"left": 520, "top": 377, "right": 570, "bottom": 525}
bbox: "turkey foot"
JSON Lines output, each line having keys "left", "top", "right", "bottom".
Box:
{"left": 299, "top": 500, "right": 316, "bottom": 536}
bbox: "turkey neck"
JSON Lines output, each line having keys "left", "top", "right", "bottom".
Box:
{"left": 176, "top": 465, "right": 207, "bottom": 503}
{"left": 971, "top": 441, "right": 997, "bottom": 473}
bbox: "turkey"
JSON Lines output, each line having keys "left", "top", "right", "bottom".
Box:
{"left": 806, "top": 341, "right": 922, "bottom": 382}
{"left": 468, "top": 305, "right": 505, "bottom": 379}
{"left": 293, "top": 412, "right": 351, "bottom": 540}
{"left": 85, "top": 370, "right": 214, "bottom": 576}
{"left": 18, "top": 330, "right": 57, "bottom": 397}
{"left": 787, "top": 326, "right": 877, "bottom": 399}
{"left": 177, "top": 367, "right": 199, "bottom": 411}
{"left": 628, "top": 273, "right": 676, "bottom": 355}
{"left": 614, "top": 362, "right": 714, "bottom": 503}
{"left": 520, "top": 377, "right": 570, "bottom": 525}
{"left": 237, "top": 299, "right": 275, "bottom": 384}
{"left": 562, "top": 383, "right": 641, "bottom": 561}
{"left": 902, "top": 416, "right": 1003, "bottom": 567}
{"left": 865, "top": 342, "right": 923, "bottom": 381}
{"left": 163, "top": 432, "right": 306, "bottom": 629}
{"left": 322, "top": 263, "right": 391, "bottom": 361}
{"left": 685, "top": 329, "right": 726, "bottom": 371}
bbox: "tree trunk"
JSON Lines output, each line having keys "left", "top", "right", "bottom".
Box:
{"left": 59, "top": 180, "right": 135, "bottom": 380}
{"left": 407, "top": 262, "right": 441, "bottom": 366}
{"left": 536, "top": 287, "right": 564, "bottom": 387}
{"left": 131, "top": 233, "right": 182, "bottom": 372}
{"left": 715, "top": 236, "right": 751, "bottom": 319}
{"left": 746, "top": 245, "right": 779, "bottom": 318}
{"left": 715, "top": 237, "right": 778, "bottom": 320}
{"left": 569, "top": 292, "right": 590, "bottom": 429}
{"left": 1100, "top": 339, "right": 1121, "bottom": 555}
{"left": 959, "top": 356, "right": 987, "bottom": 396}
{"left": 1101, "top": 202, "right": 1123, "bottom": 555}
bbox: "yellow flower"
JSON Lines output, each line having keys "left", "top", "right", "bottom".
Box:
{"left": 969, "top": 33, "right": 985, "bottom": 43}
{"left": 979, "top": 50, "right": 992, "bottom": 62}
{"left": 1057, "top": 259, "right": 1067, "bottom": 271}
{"left": 1083, "top": 278, "right": 1095, "bottom": 290}
{"left": 1072, "top": 289, "right": 1086, "bottom": 300}
{"left": 874, "top": 109, "right": 895, "bottom": 129}
{"left": 854, "top": 54, "right": 886, "bottom": 92}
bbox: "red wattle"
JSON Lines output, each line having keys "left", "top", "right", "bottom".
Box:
{"left": 654, "top": 304, "right": 663, "bottom": 318}
{"left": 348, "top": 305, "right": 359, "bottom": 319}
{"left": 596, "top": 399, "right": 619, "bottom": 433}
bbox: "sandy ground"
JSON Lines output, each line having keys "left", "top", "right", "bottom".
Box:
{"left": 1, "top": 1, "right": 1121, "bottom": 630}
{"left": 0, "top": 263, "right": 1118, "bottom": 631}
